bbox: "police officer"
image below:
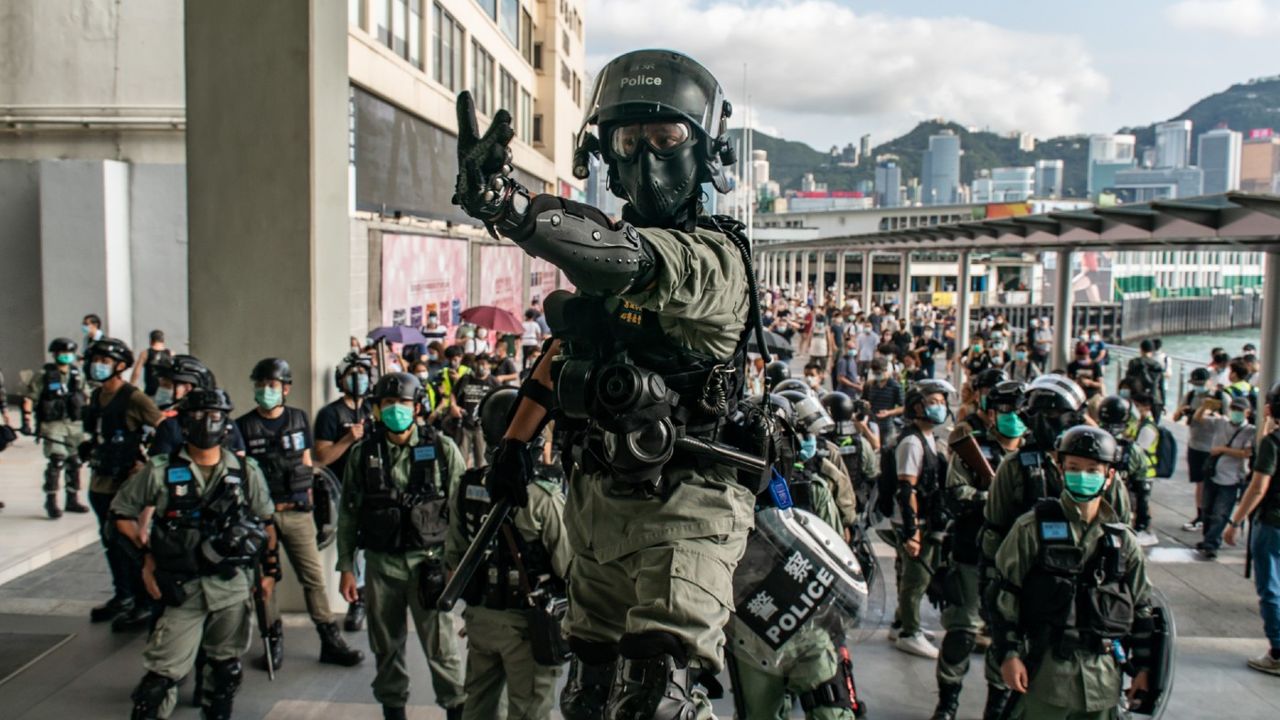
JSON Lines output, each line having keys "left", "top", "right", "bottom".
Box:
{"left": 149, "top": 355, "right": 247, "bottom": 457}
{"left": 954, "top": 368, "right": 1007, "bottom": 432}
{"left": 235, "top": 357, "right": 363, "bottom": 670}
{"left": 446, "top": 387, "right": 571, "bottom": 720}
{"left": 932, "top": 381, "right": 1025, "bottom": 720}
{"left": 449, "top": 353, "right": 499, "bottom": 467}
{"left": 820, "top": 392, "right": 880, "bottom": 523}
{"left": 82, "top": 337, "right": 164, "bottom": 629}
{"left": 337, "top": 372, "right": 467, "bottom": 720}
{"left": 21, "top": 337, "right": 90, "bottom": 518}
{"left": 891, "top": 379, "right": 954, "bottom": 659}
{"left": 991, "top": 426, "right": 1154, "bottom": 720}
{"left": 980, "top": 375, "right": 1130, "bottom": 719}
{"left": 455, "top": 50, "right": 760, "bottom": 719}
{"left": 112, "top": 388, "right": 276, "bottom": 720}
{"left": 788, "top": 390, "right": 860, "bottom": 534}
{"left": 1097, "top": 395, "right": 1152, "bottom": 532}
{"left": 315, "top": 351, "right": 375, "bottom": 631}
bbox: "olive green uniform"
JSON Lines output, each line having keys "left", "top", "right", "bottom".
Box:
{"left": 110, "top": 450, "right": 274, "bottom": 719}
{"left": 992, "top": 494, "right": 1152, "bottom": 719}
{"left": 337, "top": 426, "right": 467, "bottom": 711}
{"left": 732, "top": 477, "right": 855, "bottom": 720}
{"left": 819, "top": 438, "right": 860, "bottom": 529}
{"left": 444, "top": 478, "right": 572, "bottom": 720}
{"left": 562, "top": 224, "right": 755, "bottom": 703}
{"left": 23, "top": 369, "right": 87, "bottom": 472}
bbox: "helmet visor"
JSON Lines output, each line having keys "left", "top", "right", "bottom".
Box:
{"left": 609, "top": 121, "right": 692, "bottom": 160}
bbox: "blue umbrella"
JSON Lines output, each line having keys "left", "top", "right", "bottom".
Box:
{"left": 368, "top": 325, "right": 428, "bottom": 345}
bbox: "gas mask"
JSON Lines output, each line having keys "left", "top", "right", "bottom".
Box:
{"left": 611, "top": 121, "right": 701, "bottom": 226}
{"left": 181, "top": 410, "right": 229, "bottom": 450}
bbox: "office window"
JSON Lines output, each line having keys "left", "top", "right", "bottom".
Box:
{"left": 533, "top": 114, "right": 543, "bottom": 144}
{"left": 350, "top": 0, "right": 362, "bottom": 28}
{"left": 433, "top": 4, "right": 463, "bottom": 91}
{"left": 520, "top": 89, "right": 532, "bottom": 144}
{"left": 533, "top": 41, "right": 543, "bottom": 70}
{"left": 560, "top": 60, "right": 570, "bottom": 88}
{"left": 500, "top": 69, "right": 517, "bottom": 120}
{"left": 476, "top": 0, "right": 496, "bottom": 18}
{"left": 562, "top": 28, "right": 571, "bottom": 50}
{"left": 521, "top": 9, "right": 534, "bottom": 64}
{"left": 408, "top": 0, "right": 422, "bottom": 67}
{"left": 471, "top": 41, "right": 495, "bottom": 115}
{"left": 392, "top": 0, "right": 407, "bottom": 56}
{"left": 500, "top": 0, "right": 519, "bottom": 45}
{"left": 375, "top": 0, "right": 390, "bottom": 43}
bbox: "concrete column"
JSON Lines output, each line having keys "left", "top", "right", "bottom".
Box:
{"left": 899, "top": 251, "right": 912, "bottom": 315}
{"left": 814, "top": 251, "right": 826, "bottom": 306}
{"left": 784, "top": 252, "right": 794, "bottom": 293}
{"left": 954, "top": 250, "right": 972, "bottom": 391}
{"left": 801, "top": 251, "right": 811, "bottom": 298}
{"left": 1052, "top": 250, "right": 1074, "bottom": 372}
{"left": 834, "top": 250, "right": 846, "bottom": 307}
{"left": 1258, "top": 250, "right": 1280, "bottom": 442}
{"left": 861, "top": 252, "right": 873, "bottom": 312}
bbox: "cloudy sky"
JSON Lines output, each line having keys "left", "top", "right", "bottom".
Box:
{"left": 584, "top": 0, "right": 1280, "bottom": 149}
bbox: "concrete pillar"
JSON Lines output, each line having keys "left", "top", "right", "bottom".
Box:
{"left": 785, "top": 252, "right": 794, "bottom": 293}
{"left": 899, "top": 251, "right": 912, "bottom": 315}
{"left": 814, "top": 251, "right": 826, "bottom": 306}
{"left": 954, "top": 250, "right": 972, "bottom": 391}
{"left": 834, "top": 250, "right": 846, "bottom": 308}
{"left": 1259, "top": 250, "right": 1280, "bottom": 441}
{"left": 861, "top": 252, "right": 873, "bottom": 312}
{"left": 801, "top": 251, "right": 811, "bottom": 298}
{"left": 1052, "top": 250, "right": 1074, "bottom": 372}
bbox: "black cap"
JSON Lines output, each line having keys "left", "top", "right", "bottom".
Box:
{"left": 250, "top": 358, "right": 292, "bottom": 384}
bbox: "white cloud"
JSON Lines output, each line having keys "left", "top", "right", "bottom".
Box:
{"left": 584, "top": 0, "right": 1109, "bottom": 144}
{"left": 1166, "top": 0, "right": 1280, "bottom": 38}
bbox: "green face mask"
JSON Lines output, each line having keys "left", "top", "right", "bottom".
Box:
{"left": 254, "top": 386, "right": 282, "bottom": 410}
{"left": 996, "top": 412, "right": 1027, "bottom": 438}
{"left": 56, "top": 352, "right": 76, "bottom": 365}
{"left": 1064, "top": 470, "right": 1106, "bottom": 501}
{"left": 380, "top": 403, "right": 415, "bottom": 433}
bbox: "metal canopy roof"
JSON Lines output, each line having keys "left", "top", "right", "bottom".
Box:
{"left": 760, "top": 193, "right": 1280, "bottom": 253}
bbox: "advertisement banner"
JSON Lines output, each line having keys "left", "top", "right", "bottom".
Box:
{"left": 530, "top": 257, "right": 559, "bottom": 303}
{"left": 1042, "top": 251, "right": 1114, "bottom": 304}
{"left": 478, "top": 244, "right": 524, "bottom": 319}
{"left": 381, "top": 233, "right": 469, "bottom": 329}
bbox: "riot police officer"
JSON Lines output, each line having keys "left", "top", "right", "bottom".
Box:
{"left": 992, "top": 426, "right": 1155, "bottom": 720}
{"left": 112, "top": 388, "right": 276, "bottom": 720}
{"left": 336, "top": 372, "right": 467, "bottom": 720}
{"left": 819, "top": 392, "right": 880, "bottom": 526}
{"left": 235, "top": 357, "right": 363, "bottom": 670}
{"left": 1097, "top": 395, "right": 1152, "bottom": 531}
{"left": 21, "top": 337, "right": 90, "bottom": 518}
{"left": 932, "top": 381, "right": 1025, "bottom": 720}
{"left": 446, "top": 386, "right": 571, "bottom": 720}
{"left": 148, "top": 355, "right": 247, "bottom": 457}
{"left": 455, "top": 50, "right": 762, "bottom": 719}
{"left": 787, "top": 390, "right": 859, "bottom": 533}
{"left": 82, "top": 337, "right": 164, "bottom": 629}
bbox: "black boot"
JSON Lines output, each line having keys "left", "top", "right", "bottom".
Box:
{"left": 382, "top": 706, "right": 407, "bottom": 720}
{"left": 112, "top": 601, "right": 153, "bottom": 632}
{"left": 560, "top": 639, "right": 618, "bottom": 720}
{"left": 606, "top": 632, "right": 698, "bottom": 720}
{"left": 931, "top": 682, "right": 963, "bottom": 720}
{"left": 45, "top": 493, "right": 62, "bottom": 519}
{"left": 64, "top": 491, "right": 89, "bottom": 513}
{"left": 317, "top": 621, "right": 364, "bottom": 666}
{"left": 91, "top": 595, "right": 133, "bottom": 623}
{"left": 344, "top": 589, "right": 366, "bottom": 632}
{"left": 983, "top": 684, "right": 1013, "bottom": 720}
{"left": 446, "top": 704, "right": 464, "bottom": 720}
{"left": 256, "top": 620, "right": 283, "bottom": 672}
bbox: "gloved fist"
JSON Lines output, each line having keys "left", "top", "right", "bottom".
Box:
{"left": 486, "top": 438, "right": 533, "bottom": 508}
{"left": 77, "top": 440, "right": 94, "bottom": 463}
{"left": 452, "top": 90, "right": 516, "bottom": 224}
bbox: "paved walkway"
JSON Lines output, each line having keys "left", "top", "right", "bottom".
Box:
{"left": 0, "top": 418, "right": 1277, "bottom": 718}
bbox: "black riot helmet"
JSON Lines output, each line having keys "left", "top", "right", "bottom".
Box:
{"left": 903, "top": 379, "right": 955, "bottom": 421}
{"left": 1055, "top": 426, "right": 1120, "bottom": 465}
{"left": 972, "top": 368, "right": 1008, "bottom": 393}
{"left": 250, "top": 357, "right": 292, "bottom": 385}
{"left": 821, "top": 392, "right": 855, "bottom": 422}
{"left": 48, "top": 337, "right": 78, "bottom": 354}
{"left": 334, "top": 351, "right": 373, "bottom": 394}
{"left": 372, "top": 372, "right": 425, "bottom": 406}
{"left": 575, "top": 50, "right": 735, "bottom": 229}
{"left": 777, "top": 388, "right": 810, "bottom": 411}
{"left": 178, "top": 388, "right": 234, "bottom": 450}
{"left": 86, "top": 337, "right": 134, "bottom": 368}
{"left": 478, "top": 387, "right": 519, "bottom": 448}
{"left": 1097, "top": 395, "right": 1134, "bottom": 435}
{"left": 1025, "top": 374, "right": 1086, "bottom": 448}
{"left": 763, "top": 360, "right": 791, "bottom": 392}
{"left": 985, "top": 380, "right": 1026, "bottom": 414}
{"left": 774, "top": 380, "right": 812, "bottom": 398}
{"left": 161, "top": 355, "right": 217, "bottom": 390}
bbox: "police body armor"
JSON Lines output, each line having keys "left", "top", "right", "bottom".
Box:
{"left": 948, "top": 431, "right": 1005, "bottom": 566}
{"left": 148, "top": 454, "right": 268, "bottom": 605}
{"left": 239, "top": 408, "right": 313, "bottom": 502}
{"left": 36, "top": 364, "right": 85, "bottom": 424}
{"left": 355, "top": 425, "right": 451, "bottom": 553}
{"left": 1014, "top": 443, "right": 1060, "bottom": 516}
{"left": 85, "top": 384, "right": 144, "bottom": 482}
{"left": 900, "top": 424, "right": 946, "bottom": 534}
{"left": 1017, "top": 500, "right": 1135, "bottom": 660}
{"left": 456, "top": 468, "right": 562, "bottom": 610}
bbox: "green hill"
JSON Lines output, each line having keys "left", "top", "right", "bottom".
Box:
{"left": 1120, "top": 75, "right": 1280, "bottom": 161}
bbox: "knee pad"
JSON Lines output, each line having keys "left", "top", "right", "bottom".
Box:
{"left": 617, "top": 630, "right": 687, "bottom": 664}
{"left": 560, "top": 638, "right": 619, "bottom": 720}
{"left": 207, "top": 657, "right": 243, "bottom": 701}
{"left": 941, "top": 630, "right": 977, "bottom": 666}
{"left": 48, "top": 456, "right": 66, "bottom": 471}
{"left": 130, "top": 671, "right": 176, "bottom": 718}
{"left": 606, "top": 632, "right": 697, "bottom": 720}
{"left": 798, "top": 670, "right": 855, "bottom": 713}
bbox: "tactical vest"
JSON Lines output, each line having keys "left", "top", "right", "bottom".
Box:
{"left": 149, "top": 453, "right": 260, "bottom": 578}
{"left": 788, "top": 458, "right": 824, "bottom": 515}
{"left": 1018, "top": 500, "right": 1135, "bottom": 657}
{"left": 456, "top": 468, "right": 560, "bottom": 610}
{"left": 143, "top": 348, "right": 172, "bottom": 396}
{"left": 1015, "top": 445, "right": 1061, "bottom": 516}
{"left": 951, "top": 432, "right": 1006, "bottom": 564}
{"left": 904, "top": 425, "right": 944, "bottom": 530}
{"left": 85, "top": 384, "right": 144, "bottom": 481}
{"left": 239, "top": 408, "right": 313, "bottom": 501}
{"left": 355, "top": 425, "right": 451, "bottom": 553}
{"left": 36, "top": 364, "right": 85, "bottom": 423}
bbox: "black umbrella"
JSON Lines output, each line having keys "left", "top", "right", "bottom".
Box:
{"left": 748, "top": 329, "right": 793, "bottom": 359}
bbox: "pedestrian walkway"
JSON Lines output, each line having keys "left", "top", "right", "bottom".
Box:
{"left": 0, "top": 439, "right": 98, "bottom": 588}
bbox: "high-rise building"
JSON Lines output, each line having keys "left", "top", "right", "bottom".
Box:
{"left": 971, "top": 170, "right": 994, "bottom": 203}
{"left": 1155, "top": 120, "right": 1192, "bottom": 168}
{"left": 752, "top": 149, "right": 771, "bottom": 187}
{"left": 1113, "top": 166, "right": 1204, "bottom": 202}
{"left": 991, "top": 166, "right": 1035, "bottom": 201}
{"left": 874, "top": 159, "right": 902, "bottom": 208}
{"left": 1241, "top": 132, "right": 1280, "bottom": 193}
{"left": 922, "top": 130, "right": 961, "bottom": 205}
{"left": 1087, "top": 134, "right": 1136, "bottom": 196}
{"left": 1197, "top": 128, "right": 1242, "bottom": 194}
{"left": 1035, "top": 159, "right": 1065, "bottom": 198}
{"left": 860, "top": 134, "right": 872, "bottom": 163}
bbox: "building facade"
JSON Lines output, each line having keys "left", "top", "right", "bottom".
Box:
{"left": 1197, "top": 128, "right": 1242, "bottom": 194}
{"left": 1155, "top": 119, "right": 1192, "bottom": 168}
{"left": 1087, "top": 133, "right": 1136, "bottom": 196}
{"left": 1112, "top": 166, "right": 1204, "bottom": 202}
{"left": 1035, "top": 159, "right": 1064, "bottom": 198}
{"left": 922, "top": 130, "right": 961, "bottom": 206}
{"left": 1241, "top": 133, "right": 1280, "bottom": 194}
{"left": 874, "top": 158, "right": 902, "bottom": 208}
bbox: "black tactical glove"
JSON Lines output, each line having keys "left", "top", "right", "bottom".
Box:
{"left": 487, "top": 438, "right": 534, "bottom": 508}
{"left": 77, "top": 440, "right": 95, "bottom": 463}
{"left": 452, "top": 91, "right": 522, "bottom": 235}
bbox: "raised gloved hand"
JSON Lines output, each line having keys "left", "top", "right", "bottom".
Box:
{"left": 452, "top": 91, "right": 519, "bottom": 231}
{"left": 486, "top": 438, "right": 534, "bottom": 508}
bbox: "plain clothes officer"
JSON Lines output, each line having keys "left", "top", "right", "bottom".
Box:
{"left": 446, "top": 387, "right": 571, "bottom": 720}
{"left": 81, "top": 338, "right": 164, "bottom": 629}
{"left": 235, "top": 357, "right": 363, "bottom": 671}
{"left": 131, "top": 329, "right": 172, "bottom": 398}
{"left": 1196, "top": 396, "right": 1254, "bottom": 558}
{"left": 449, "top": 354, "right": 500, "bottom": 467}
{"left": 149, "top": 355, "right": 246, "bottom": 457}
{"left": 992, "top": 427, "right": 1154, "bottom": 720}
{"left": 22, "top": 337, "right": 91, "bottom": 518}
{"left": 337, "top": 372, "right": 467, "bottom": 720}
{"left": 113, "top": 388, "right": 276, "bottom": 720}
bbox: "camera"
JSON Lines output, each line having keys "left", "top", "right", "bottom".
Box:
{"left": 853, "top": 399, "right": 871, "bottom": 422}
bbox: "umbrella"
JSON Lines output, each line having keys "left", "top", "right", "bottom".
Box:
{"left": 747, "top": 329, "right": 793, "bottom": 359}
{"left": 368, "top": 325, "right": 428, "bottom": 345}
{"left": 461, "top": 305, "right": 523, "bottom": 335}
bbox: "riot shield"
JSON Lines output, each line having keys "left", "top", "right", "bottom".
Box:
{"left": 728, "top": 507, "right": 868, "bottom": 675}
{"left": 1120, "top": 585, "right": 1176, "bottom": 719}
{"left": 312, "top": 466, "right": 342, "bottom": 550}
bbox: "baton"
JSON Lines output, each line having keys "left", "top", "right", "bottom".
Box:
{"left": 438, "top": 498, "right": 513, "bottom": 611}
{"left": 252, "top": 565, "right": 276, "bottom": 681}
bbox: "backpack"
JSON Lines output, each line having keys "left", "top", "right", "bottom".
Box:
{"left": 1153, "top": 423, "right": 1178, "bottom": 479}
{"left": 875, "top": 445, "right": 898, "bottom": 520}
{"left": 1125, "top": 357, "right": 1165, "bottom": 403}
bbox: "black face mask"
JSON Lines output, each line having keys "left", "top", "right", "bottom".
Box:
{"left": 183, "top": 416, "right": 228, "bottom": 450}
{"left": 616, "top": 143, "right": 700, "bottom": 226}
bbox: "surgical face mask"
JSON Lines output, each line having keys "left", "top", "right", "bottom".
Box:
{"left": 416, "top": 372, "right": 430, "bottom": 383}
{"left": 1091, "top": 334, "right": 1101, "bottom": 342}
{"left": 798, "top": 435, "right": 818, "bottom": 461}
{"left": 1118, "top": 388, "right": 1131, "bottom": 400}
{"left": 997, "top": 411, "right": 1027, "bottom": 438}
{"left": 154, "top": 386, "right": 174, "bottom": 408}
{"left": 90, "top": 362, "right": 114, "bottom": 382}
{"left": 55, "top": 352, "right": 76, "bottom": 365}
{"left": 923, "top": 331, "right": 933, "bottom": 339}
{"left": 971, "top": 344, "right": 983, "bottom": 353}
{"left": 1013, "top": 351, "right": 1027, "bottom": 361}
{"left": 81, "top": 324, "right": 90, "bottom": 335}
{"left": 1230, "top": 410, "right": 1246, "bottom": 425}
{"left": 380, "top": 403, "right": 415, "bottom": 433}
{"left": 344, "top": 373, "right": 369, "bottom": 397}
{"left": 1064, "top": 470, "right": 1107, "bottom": 502}
{"left": 1192, "top": 385, "right": 1207, "bottom": 395}
{"left": 254, "top": 386, "right": 283, "bottom": 411}
{"left": 476, "top": 365, "right": 491, "bottom": 378}
{"left": 925, "top": 404, "right": 948, "bottom": 424}
{"left": 806, "top": 375, "right": 820, "bottom": 387}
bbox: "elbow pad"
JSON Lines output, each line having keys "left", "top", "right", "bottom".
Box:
{"left": 514, "top": 196, "right": 656, "bottom": 296}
